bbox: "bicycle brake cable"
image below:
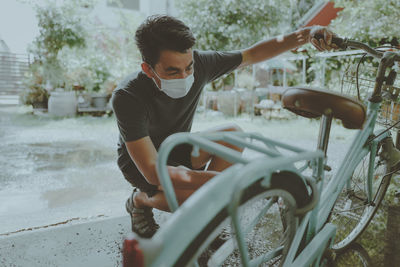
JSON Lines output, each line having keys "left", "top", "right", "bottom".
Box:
{"left": 355, "top": 53, "right": 367, "bottom": 101}
{"left": 367, "top": 119, "right": 400, "bottom": 144}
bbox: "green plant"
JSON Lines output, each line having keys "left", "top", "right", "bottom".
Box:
{"left": 58, "top": 5, "right": 141, "bottom": 95}
{"left": 176, "top": 0, "right": 318, "bottom": 91}
{"left": 332, "top": 0, "right": 400, "bottom": 47}
{"left": 21, "top": 62, "right": 50, "bottom": 105}
{"left": 28, "top": 1, "right": 86, "bottom": 89}
{"left": 23, "top": 84, "right": 50, "bottom": 105}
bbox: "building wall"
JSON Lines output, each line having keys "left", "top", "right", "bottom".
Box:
{"left": 139, "top": 0, "right": 177, "bottom": 17}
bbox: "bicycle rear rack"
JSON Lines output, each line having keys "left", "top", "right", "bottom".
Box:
{"left": 157, "top": 131, "right": 323, "bottom": 212}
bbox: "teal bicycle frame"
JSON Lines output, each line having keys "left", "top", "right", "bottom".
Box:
{"left": 128, "top": 41, "right": 400, "bottom": 266}
{"left": 284, "top": 101, "right": 389, "bottom": 266}
{"left": 153, "top": 131, "right": 325, "bottom": 266}
{"left": 158, "top": 103, "right": 388, "bottom": 267}
{"left": 129, "top": 99, "right": 387, "bottom": 267}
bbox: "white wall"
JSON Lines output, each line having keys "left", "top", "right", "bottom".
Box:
{"left": 0, "top": 0, "right": 39, "bottom": 53}
{"left": 140, "top": 0, "right": 177, "bottom": 17}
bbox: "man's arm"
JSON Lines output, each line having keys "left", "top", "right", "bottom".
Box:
{"left": 126, "top": 136, "right": 218, "bottom": 189}
{"left": 239, "top": 26, "right": 334, "bottom": 68}
{"left": 125, "top": 137, "right": 159, "bottom": 185}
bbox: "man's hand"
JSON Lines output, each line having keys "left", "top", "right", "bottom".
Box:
{"left": 308, "top": 26, "right": 338, "bottom": 51}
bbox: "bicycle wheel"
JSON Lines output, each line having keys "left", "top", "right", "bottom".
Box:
{"left": 328, "top": 145, "right": 392, "bottom": 251}
{"left": 175, "top": 172, "right": 310, "bottom": 267}
{"left": 333, "top": 243, "right": 372, "bottom": 267}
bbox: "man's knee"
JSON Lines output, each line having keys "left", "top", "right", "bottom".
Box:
{"left": 219, "top": 123, "right": 243, "bottom": 132}
{"left": 205, "top": 122, "right": 243, "bottom": 133}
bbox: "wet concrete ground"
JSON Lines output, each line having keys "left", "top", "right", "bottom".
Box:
{"left": 0, "top": 103, "right": 390, "bottom": 266}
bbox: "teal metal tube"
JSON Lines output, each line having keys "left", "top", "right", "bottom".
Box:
{"left": 250, "top": 133, "right": 308, "bottom": 153}
{"left": 284, "top": 212, "right": 311, "bottom": 264}
{"left": 226, "top": 151, "right": 323, "bottom": 266}
{"left": 157, "top": 132, "right": 255, "bottom": 211}
{"left": 157, "top": 130, "right": 315, "bottom": 212}
{"left": 317, "top": 147, "right": 368, "bottom": 229}
{"left": 223, "top": 134, "right": 281, "bottom": 157}
{"left": 321, "top": 118, "right": 372, "bottom": 202}
{"left": 187, "top": 135, "right": 249, "bottom": 164}
{"left": 249, "top": 246, "right": 283, "bottom": 266}
{"left": 157, "top": 133, "right": 190, "bottom": 211}
{"left": 287, "top": 223, "right": 336, "bottom": 267}
{"left": 147, "top": 165, "right": 244, "bottom": 266}
{"left": 316, "top": 101, "right": 380, "bottom": 229}
{"left": 367, "top": 140, "right": 378, "bottom": 202}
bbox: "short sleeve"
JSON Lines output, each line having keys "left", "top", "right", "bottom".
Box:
{"left": 111, "top": 90, "right": 149, "bottom": 142}
{"left": 196, "top": 51, "right": 242, "bottom": 83}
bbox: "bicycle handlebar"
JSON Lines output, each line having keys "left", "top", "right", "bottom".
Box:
{"left": 313, "top": 33, "right": 400, "bottom": 102}
{"left": 313, "top": 33, "right": 400, "bottom": 61}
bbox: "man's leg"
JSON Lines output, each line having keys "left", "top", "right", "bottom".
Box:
{"left": 127, "top": 123, "right": 244, "bottom": 237}
{"left": 133, "top": 189, "right": 195, "bottom": 212}
{"left": 191, "top": 123, "right": 244, "bottom": 172}
{"left": 136, "top": 123, "right": 244, "bottom": 211}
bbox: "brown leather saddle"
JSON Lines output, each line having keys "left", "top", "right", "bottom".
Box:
{"left": 282, "top": 87, "right": 367, "bottom": 129}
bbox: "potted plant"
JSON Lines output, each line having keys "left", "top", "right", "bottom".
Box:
{"left": 91, "top": 78, "right": 116, "bottom": 109}
{"left": 22, "top": 84, "right": 50, "bottom": 110}
{"left": 64, "top": 67, "right": 93, "bottom": 108}
{"left": 87, "top": 57, "right": 113, "bottom": 109}
{"left": 27, "top": 1, "right": 86, "bottom": 117}
{"left": 21, "top": 62, "right": 49, "bottom": 110}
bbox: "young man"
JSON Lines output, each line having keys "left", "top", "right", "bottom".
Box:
{"left": 112, "top": 15, "right": 336, "bottom": 238}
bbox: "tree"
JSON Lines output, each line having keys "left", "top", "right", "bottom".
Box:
{"left": 177, "top": 0, "right": 316, "bottom": 51}
{"left": 176, "top": 0, "right": 317, "bottom": 90}
{"left": 331, "top": 0, "right": 400, "bottom": 46}
{"left": 28, "top": 1, "right": 87, "bottom": 88}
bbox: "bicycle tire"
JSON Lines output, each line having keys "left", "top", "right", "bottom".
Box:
{"left": 174, "top": 172, "right": 310, "bottom": 267}
{"left": 328, "top": 146, "right": 392, "bottom": 251}
{"left": 333, "top": 242, "right": 372, "bottom": 267}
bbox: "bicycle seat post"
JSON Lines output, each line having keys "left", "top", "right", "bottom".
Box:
{"left": 317, "top": 111, "right": 333, "bottom": 156}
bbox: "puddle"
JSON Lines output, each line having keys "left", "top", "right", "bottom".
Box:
{"left": 41, "top": 185, "right": 96, "bottom": 208}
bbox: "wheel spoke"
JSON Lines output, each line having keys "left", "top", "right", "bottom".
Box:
{"left": 192, "top": 186, "right": 297, "bottom": 266}
{"left": 329, "top": 149, "right": 391, "bottom": 251}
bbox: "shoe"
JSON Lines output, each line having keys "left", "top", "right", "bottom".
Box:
{"left": 125, "top": 188, "right": 160, "bottom": 238}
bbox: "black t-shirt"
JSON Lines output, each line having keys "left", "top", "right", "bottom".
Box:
{"left": 112, "top": 50, "right": 242, "bottom": 171}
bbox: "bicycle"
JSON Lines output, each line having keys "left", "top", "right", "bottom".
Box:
{"left": 123, "top": 37, "right": 400, "bottom": 267}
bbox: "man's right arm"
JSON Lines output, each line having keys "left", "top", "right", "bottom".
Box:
{"left": 125, "top": 136, "right": 159, "bottom": 185}
{"left": 126, "top": 136, "right": 218, "bottom": 189}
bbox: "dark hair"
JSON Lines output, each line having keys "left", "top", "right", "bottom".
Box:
{"left": 135, "top": 15, "right": 196, "bottom": 67}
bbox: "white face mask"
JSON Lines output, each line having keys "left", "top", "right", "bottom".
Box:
{"left": 151, "top": 68, "right": 194, "bottom": 99}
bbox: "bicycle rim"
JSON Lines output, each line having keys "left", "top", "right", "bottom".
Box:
{"left": 174, "top": 179, "right": 298, "bottom": 267}
{"left": 329, "top": 150, "right": 391, "bottom": 251}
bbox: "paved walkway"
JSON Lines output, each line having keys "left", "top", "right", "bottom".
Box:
{"left": 0, "top": 216, "right": 130, "bottom": 267}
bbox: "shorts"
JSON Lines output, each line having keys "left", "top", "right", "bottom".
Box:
{"left": 120, "top": 143, "right": 196, "bottom": 197}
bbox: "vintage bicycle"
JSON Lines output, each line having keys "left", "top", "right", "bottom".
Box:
{"left": 123, "top": 37, "right": 400, "bottom": 266}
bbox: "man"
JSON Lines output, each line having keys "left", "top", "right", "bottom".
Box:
{"left": 112, "top": 15, "right": 336, "bottom": 238}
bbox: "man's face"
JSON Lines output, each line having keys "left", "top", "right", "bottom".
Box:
{"left": 150, "top": 49, "right": 194, "bottom": 86}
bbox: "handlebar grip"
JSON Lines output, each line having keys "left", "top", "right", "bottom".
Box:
{"left": 313, "top": 33, "right": 347, "bottom": 50}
